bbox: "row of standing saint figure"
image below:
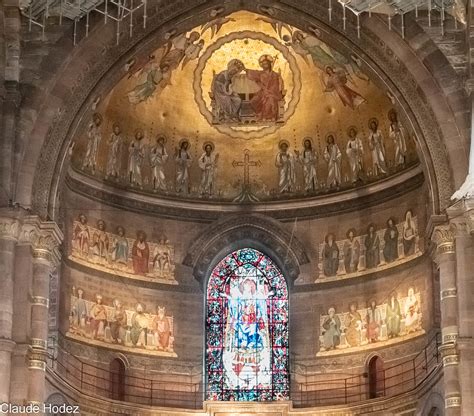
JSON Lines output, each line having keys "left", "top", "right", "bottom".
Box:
{"left": 82, "top": 115, "right": 218, "bottom": 195}
{"left": 275, "top": 114, "right": 408, "bottom": 193}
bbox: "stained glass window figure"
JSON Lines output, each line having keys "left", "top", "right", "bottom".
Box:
{"left": 206, "top": 248, "right": 289, "bottom": 401}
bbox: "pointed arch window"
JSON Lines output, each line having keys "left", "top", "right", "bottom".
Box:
{"left": 206, "top": 248, "right": 289, "bottom": 401}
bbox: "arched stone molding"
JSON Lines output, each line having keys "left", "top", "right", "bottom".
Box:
{"left": 418, "top": 391, "right": 445, "bottom": 416}
{"left": 183, "top": 214, "right": 309, "bottom": 287}
{"left": 111, "top": 353, "right": 130, "bottom": 370}
{"left": 11, "top": 0, "right": 463, "bottom": 217}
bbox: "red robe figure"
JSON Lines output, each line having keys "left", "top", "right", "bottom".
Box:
{"left": 246, "top": 55, "right": 284, "bottom": 121}
{"left": 132, "top": 231, "right": 149, "bottom": 275}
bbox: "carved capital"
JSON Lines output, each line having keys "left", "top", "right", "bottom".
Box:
{"left": 431, "top": 225, "right": 455, "bottom": 262}
{"left": 0, "top": 217, "right": 21, "bottom": 242}
{"left": 18, "top": 216, "right": 63, "bottom": 265}
{"left": 447, "top": 198, "right": 474, "bottom": 236}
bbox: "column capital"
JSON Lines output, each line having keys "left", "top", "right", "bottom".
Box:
{"left": 0, "top": 217, "right": 21, "bottom": 242}
{"left": 18, "top": 216, "right": 63, "bottom": 265}
{"left": 447, "top": 198, "right": 474, "bottom": 236}
{"left": 430, "top": 224, "right": 455, "bottom": 263}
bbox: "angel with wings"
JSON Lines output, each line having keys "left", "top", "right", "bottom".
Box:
{"left": 288, "top": 30, "right": 369, "bottom": 84}
{"left": 321, "top": 66, "right": 365, "bottom": 110}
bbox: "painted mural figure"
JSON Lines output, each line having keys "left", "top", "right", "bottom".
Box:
{"left": 211, "top": 59, "right": 244, "bottom": 122}
{"left": 92, "top": 220, "right": 109, "bottom": 261}
{"left": 368, "top": 118, "right": 388, "bottom": 176}
{"left": 402, "top": 210, "right": 417, "bottom": 257}
{"left": 110, "top": 299, "right": 127, "bottom": 344}
{"left": 106, "top": 123, "right": 123, "bottom": 178}
{"left": 289, "top": 30, "right": 370, "bottom": 83}
{"left": 128, "top": 130, "right": 145, "bottom": 187}
{"left": 150, "top": 135, "right": 169, "bottom": 191}
{"left": 132, "top": 231, "right": 150, "bottom": 275}
{"left": 71, "top": 288, "right": 87, "bottom": 335}
{"left": 127, "top": 62, "right": 171, "bottom": 104}
{"left": 130, "top": 303, "right": 148, "bottom": 347}
{"left": 82, "top": 113, "right": 102, "bottom": 172}
{"left": 346, "top": 127, "right": 364, "bottom": 184}
{"left": 245, "top": 55, "right": 285, "bottom": 121}
{"left": 323, "top": 134, "right": 342, "bottom": 188}
{"left": 322, "top": 233, "right": 339, "bottom": 277}
{"left": 73, "top": 214, "right": 90, "bottom": 256}
{"left": 343, "top": 228, "right": 360, "bottom": 273}
{"left": 321, "top": 307, "right": 341, "bottom": 350}
{"left": 404, "top": 288, "right": 421, "bottom": 333}
{"left": 389, "top": 110, "right": 407, "bottom": 167}
{"left": 386, "top": 292, "right": 402, "bottom": 338}
{"left": 366, "top": 300, "right": 381, "bottom": 343}
{"left": 364, "top": 224, "right": 380, "bottom": 269}
{"left": 275, "top": 141, "right": 296, "bottom": 193}
{"left": 152, "top": 240, "right": 171, "bottom": 276}
{"left": 383, "top": 218, "right": 399, "bottom": 263}
{"left": 296, "top": 138, "right": 318, "bottom": 192}
{"left": 198, "top": 143, "right": 219, "bottom": 195}
{"left": 112, "top": 226, "right": 129, "bottom": 265}
{"left": 322, "top": 66, "right": 365, "bottom": 110}
{"left": 153, "top": 306, "right": 171, "bottom": 350}
{"left": 175, "top": 139, "right": 192, "bottom": 194}
{"left": 90, "top": 295, "right": 108, "bottom": 340}
{"left": 344, "top": 303, "right": 362, "bottom": 347}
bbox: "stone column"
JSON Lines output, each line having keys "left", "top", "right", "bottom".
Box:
{"left": 0, "top": 215, "right": 20, "bottom": 403}
{"left": 448, "top": 199, "right": 474, "bottom": 415}
{"left": 21, "top": 218, "right": 63, "bottom": 407}
{"left": 431, "top": 225, "right": 461, "bottom": 415}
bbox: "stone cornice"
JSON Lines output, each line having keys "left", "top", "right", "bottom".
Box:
{"left": 66, "top": 164, "right": 424, "bottom": 222}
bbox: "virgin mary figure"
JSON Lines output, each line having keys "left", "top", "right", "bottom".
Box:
{"left": 222, "top": 271, "right": 273, "bottom": 391}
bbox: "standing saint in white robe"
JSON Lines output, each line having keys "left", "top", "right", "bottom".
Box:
{"left": 106, "top": 123, "right": 122, "bottom": 178}
{"left": 368, "top": 119, "right": 388, "bottom": 176}
{"left": 296, "top": 138, "right": 318, "bottom": 192}
{"left": 346, "top": 127, "right": 364, "bottom": 184}
{"left": 83, "top": 113, "right": 102, "bottom": 172}
{"left": 198, "top": 144, "right": 219, "bottom": 195}
{"left": 275, "top": 141, "right": 296, "bottom": 193}
{"left": 175, "top": 140, "right": 192, "bottom": 194}
{"left": 128, "top": 131, "right": 145, "bottom": 186}
{"left": 388, "top": 110, "right": 407, "bottom": 167}
{"left": 323, "top": 135, "right": 342, "bottom": 188}
{"left": 150, "top": 136, "right": 169, "bottom": 191}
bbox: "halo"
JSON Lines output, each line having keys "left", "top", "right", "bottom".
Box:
{"left": 92, "top": 112, "right": 103, "bottom": 124}
{"left": 178, "top": 138, "right": 190, "bottom": 149}
{"left": 302, "top": 136, "right": 313, "bottom": 147}
{"left": 346, "top": 228, "right": 356, "bottom": 238}
{"left": 202, "top": 141, "right": 215, "bottom": 152}
{"left": 278, "top": 139, "right": 290, "bottom": 149}
{"left": 325, "top": 132, "right": 337, "bottom": 142}
{"left": 156, "top": 134, "right": 167, "bottom": 144}
{"left": 347, "top": 125, "right": 358, "bottom": 137}
{"left": 259, "top": 54, "right": 274, "bottom": 65}
{"left": 368, "top": 117, "right": 379, "bottom": 129}
{"left": 134, "top": 128, "right": 144, "bottom": 139}
{"left": 388, "top": 108, "right": 398, "bottom": 120}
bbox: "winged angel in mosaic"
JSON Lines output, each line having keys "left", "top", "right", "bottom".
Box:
{"left": 126, "top": 32, "right": 204, "bottom": 104}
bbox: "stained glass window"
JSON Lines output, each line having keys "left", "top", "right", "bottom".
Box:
{"left": 206, "top": 248, "right": 289, "bottom": 401}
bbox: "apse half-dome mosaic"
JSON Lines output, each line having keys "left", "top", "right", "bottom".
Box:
{"left": 71, "top": 11, "right": 419, "bottom": 203}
